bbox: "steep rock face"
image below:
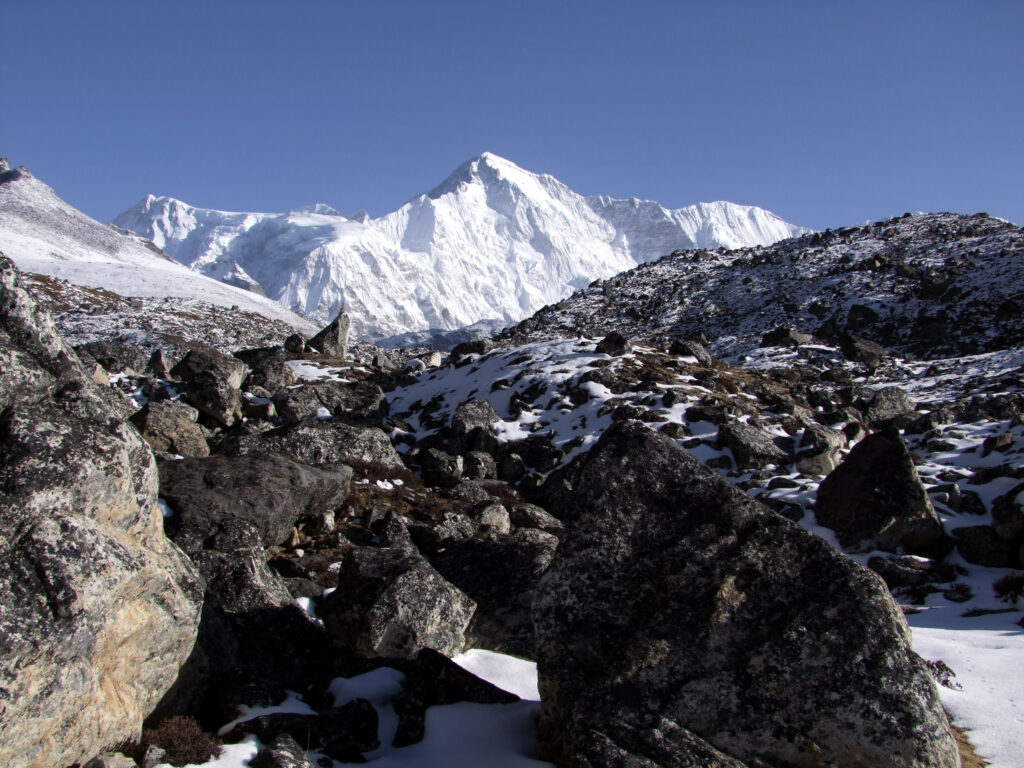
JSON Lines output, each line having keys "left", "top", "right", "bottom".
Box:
{"left": 0, "top": 254, "right": 202, "bottom": 768}
{"left": 533, "top": 421, "right": 957, "bottom": 768}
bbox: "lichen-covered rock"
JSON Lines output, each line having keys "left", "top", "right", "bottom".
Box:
{"left": 816, "top": 428, "right": 947, "bottom": 555}
{"left": 533, "top": 421, "right": 957, "bottom": 768}
{"left": 0, "top": 254, "right": 202, "bottom": 768}
{"left": 322, "top": 547, "right": 475, "bottom": 659}
{"left": 130, "top": 399, "right": 210, "bottom": 457}
{"left": 158, "top": 452, "right": 352, "bottom": 548}
{"left": 230, "top": 420, "right": 404, "bottom": 471}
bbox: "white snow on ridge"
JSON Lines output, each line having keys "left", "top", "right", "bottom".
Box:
{"left": 114, "top": 152, "right": 809, "bottom": 341}
{"left": 0, "top": 170, "right": 317, "bottom": 334}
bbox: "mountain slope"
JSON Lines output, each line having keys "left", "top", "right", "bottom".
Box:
{"left": 0, "top": 165, "right": 317, "bottom": 350}
{"left": 114, "top": 153, "right": 809, "bottom": 342}
{"left": 497, "top": 212, "right": 1024, "bottom": 360}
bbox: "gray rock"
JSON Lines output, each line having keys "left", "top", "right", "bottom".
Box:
{"left": 510, "top": 502, "right": 564, "bottom": 537}
{"left": 158, "top": 452, "right": 352, "bottom": 548}
{"left": 991, "top": 481, "right": 1024, "bottom": 544}
{"left": 273, "top": 380, "right": 387, "bottom": 426}
{"left": 307, "top": 311, "right": 350, "bottom": 358}
{"left": 816, "top": 428, "right": 947, "bottom": 555}
{"left": 171, "top": 344, "right": 248, "bottom": 390}
{"left": 451, "top": 398, "right": 501, "bottom": 435}
{"left": 183, "top": 368, "right": 244, "bottom": 427}
{"left": 716, "top": 420, "right": 790, "bottom": 469}
{"left": 322, "top": 547, "right": 475, "bottom": 659}
{"left": 668, "top": 338, "right": 713, "bottom": 366}
{"left": 432, "top": 531, "right": 558, "bottom": 657}
{"left": 839, "top": 332, "right": 886, "bottom": 371}
{"left": 130, "top": 399, "right": 209, "bottom": 457}
{"left": 0, "top": 254, "right": 202, "bottom": 768}
{"left": 596, "top": 332, "right": 631, "bottom": 356}
{"left": 953, "top": 525, "right": 1018, "bottom": 568}
{"left": 795, "top": 422, "right": 845, "bottom": 475}
{"left": 233, "top": 420, "right": 404, "bottom": 471}
{"left": 250, "top": 733, "right": 316, "bottom": 768}
{"left": 463, "top": 450, "right": 498, "bottom": 480}
{"left": 533, "top": 421, "right": 957, "bottom": 768}
{"left": 244, "top": 358, "right": 298, "bottom": 393}
{"left": 407, "top": 512, "right": 477, "bottom": 554}
{"left": 861, "top": 385, "right": 916, "bottom": 427}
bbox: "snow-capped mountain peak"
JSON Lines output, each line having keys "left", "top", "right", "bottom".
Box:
{"left": 114, "top": 153, "right": 810, "bottom": 343}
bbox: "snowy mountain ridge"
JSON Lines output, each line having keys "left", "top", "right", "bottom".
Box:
{"left": 114, "top": 152, "right": 809, "bottom": 342}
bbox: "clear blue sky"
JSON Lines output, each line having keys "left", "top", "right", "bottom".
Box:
{"left": 2, "top": 1, "right": 1021, "bottom": 230}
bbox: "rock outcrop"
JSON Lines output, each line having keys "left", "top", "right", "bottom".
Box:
{"left": 533, "top": 421, "right": 957, "bottom": 768}
{"left": 0, "top": 254, "right": 203, "bottom": 768}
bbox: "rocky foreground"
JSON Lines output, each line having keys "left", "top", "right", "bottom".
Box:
{"left": 2, "top": 226, "right": 1023, "bottom": 767}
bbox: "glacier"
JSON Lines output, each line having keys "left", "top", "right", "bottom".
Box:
{"left": 114, "top": 152, "right": 809, "bottom": 342}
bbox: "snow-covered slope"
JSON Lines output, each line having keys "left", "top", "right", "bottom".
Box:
{"left": 0, "top": 166, "right": 317, "bottom": 339}
{"left": 114, "top": 153, "right": 809, "bottom": 342}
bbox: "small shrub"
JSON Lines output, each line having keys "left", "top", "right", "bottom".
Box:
{"left": 140, "top": 715, "right": 220, "bottom": 767}
{"left": 993, "top": 572, "right": 1024, "bottom": 604}
{"left": 925, "top": 659, "right": 962, "bottom": 690}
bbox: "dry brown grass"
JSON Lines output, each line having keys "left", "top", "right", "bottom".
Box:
{"left": 953, "top": 725, "right": 989, "bottom": 768}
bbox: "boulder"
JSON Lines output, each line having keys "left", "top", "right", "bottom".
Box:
{"left": 0, "top": 254, "right": 202, "bottom": 768}
{"left": 130, "top": 399, "right": 210, "bottom": 457}
{"left": 668, "top": 338, "right": 713, "bottom": 366}
{"left": 991, "top": 481, "right": 1024, "bottom": 544}
{"left": 716, "top": 420, "right": 790, "bottom": 469}
{"left": 760, "top": 327, "right": 813, "bottom": 348}
{"left": 232, "top": 420, "right": 405, "bottom": 471}
{"left": 953, "top": 525, "right": 1018, "bottom": 568}
{"left": 273, "top": 380, "right": 387, "bottom": 426}
{"left": 839, "top": 332, "right": 886, "bottom": 371}
{"left": 595, "top": 332, "right": 630, "bottom": 356}
{"left": 158, "top": 452, "right": 352, "bottom": 548}
{"left": 815, "top": 428, "right": 947, "bottom": 555}
{"left": 307, "top": 311, "right": 350, "bottom": 358}
{"left": 795, "top": 422, "right": 845, "bottom": 475}
{"left": 860, "top": 385, "right": 916, "bottom": 428}
{"left": 431, "top": 531, "right": 558, "bottom": 657}
{"left": 322, "top": 547, "right": 476, "bottom": 659}
{"left": 450, "top": 398, "right": 501, "bottom": 435}
{"left": 533, "top": 421, "right": 957, "bottom": 768}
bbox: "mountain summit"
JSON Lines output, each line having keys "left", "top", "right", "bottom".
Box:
{"left": 114, "top": 153, "right": 809, "bottom": 342}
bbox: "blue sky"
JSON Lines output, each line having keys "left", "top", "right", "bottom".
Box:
{"left": 2, "top": 1, "right": 1021, "bottom": 229}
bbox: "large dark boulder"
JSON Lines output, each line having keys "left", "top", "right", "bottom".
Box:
{"left": 431, "top": 530, "right": 558, "bottom": 657}
{"left": 815, "top": 428, "right": 947, "bottom": 555}
{"left": 0, "top": 255, "right": 202, "bottom": 767}
{"left": 158, "top": 452, "right": 352, "bottom": 548}
{"left": 321, "top": 547, "right": 475, "bottom": 659}
{"left": 533, "top": 421, "right": 957, "bottom": 768}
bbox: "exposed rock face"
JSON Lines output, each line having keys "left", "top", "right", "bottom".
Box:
{"left": 533, "top": 421, "right": 957, "bottom": 768}
{"left": 307, "top": 311, "right": 350, "bottom": 358}
{"left": 130, "top": 399, "right": 210, "bottom": 457}
{"left": 816, "top": 428, "right": 947, "bottom": 555}
{"left": 0, "top": 254, "right": 202, "bottom": 768}
{"left": 158, "top": 452, "right": 352, "bottom": 548}
{"left": 322, "top": 547, "right": 476, "bottom": 659}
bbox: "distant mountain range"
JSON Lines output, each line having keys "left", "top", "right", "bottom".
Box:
{"left": 113, "top": 153, "right": 809, "bottom": 342}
